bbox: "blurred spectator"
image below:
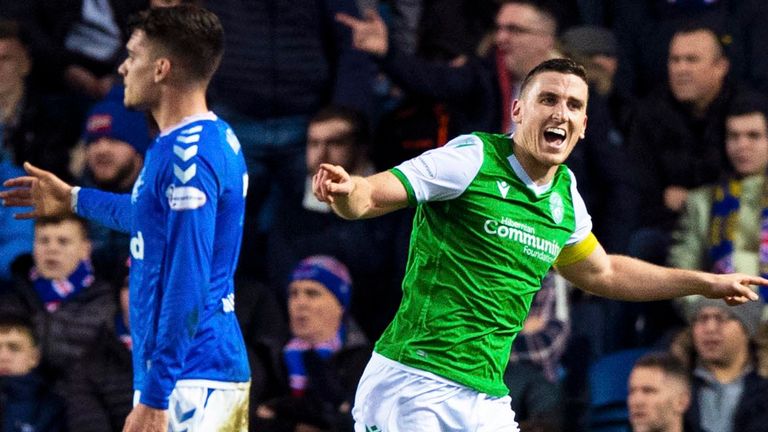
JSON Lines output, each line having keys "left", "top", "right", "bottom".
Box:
{"left": 681, "top": 297, "right": 768, "bottom": 432}
{"left": 0, "top": 313, "right": 67, "bottom": 432}
{"left": 339, "top": 0, "right": 559, "bottom": 137}
{"left": 627, "top": 352, "right": 690, "bottom": 432}
{"left": 625, "top": 24, "right": 738, "bottom": 265}
{"left": 669, "top": 93, "right": 768, "bottom": 314}
{"left": 10, "top": 0, "right": 147, "bottom": 99}
{"left": 205, "top": 0, "right": 374, "bottom": 280}
{"left": 0, "top": 215, "right": 114, "bottom": 383}
{"left": 252, "top": 256, "right": 371, "bottom": 432}
{"left": 63, "top": 261, "right": 133, "bottom": 432}
{"left": 77, "top": 85, "right": 150, "bottom": 278}
{"left": 266, "top": 106, "right": 407, "bottom": 340}
{"left": 0, "top": 20, "right": 82, "bottom": 182}
{"left": 612, "top": 0, "right": 768, "bottom": 100}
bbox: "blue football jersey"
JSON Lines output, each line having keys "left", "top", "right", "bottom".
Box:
{"left": 76, "top": 112, "right": 250, "bottom": 409}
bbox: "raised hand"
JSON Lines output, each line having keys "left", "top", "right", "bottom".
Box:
{"left": 312, "top": 163, "right": 353, "bottom": 204}
{"left": 336, "top": 8, "right": 389, "bottom": 57}
{"left": 0, "top": 162, "right": 73, "bottom": 219}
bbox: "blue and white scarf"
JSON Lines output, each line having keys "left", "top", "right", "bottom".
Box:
{"left": 283, "top": 330, "right": 344, "bottom": 397}
{"left": 31, "top": 260, "right": 95, "bottom": 312}
{"left": 709, "top": 178, "right": 768, "bottom": 299}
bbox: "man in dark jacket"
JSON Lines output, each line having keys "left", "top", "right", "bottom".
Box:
{"left": 251, "top": 256, "right": 371, "bottom": 432}
{"left": 624, "top": 25, "right": 739, "bottom": 264}
{"left": 0, "top": 214, "right": 114, "bottom": 384}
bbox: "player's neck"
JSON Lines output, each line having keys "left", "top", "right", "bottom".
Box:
{"left": 152, "top": 87, "right": 209, "bottom": 131}
{"left": 512, "top": 145, "right": 557, "bottom": 186}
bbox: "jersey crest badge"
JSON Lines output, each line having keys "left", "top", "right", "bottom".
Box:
{"left": 550, "top": 192, "right": 564, "bottom": 224}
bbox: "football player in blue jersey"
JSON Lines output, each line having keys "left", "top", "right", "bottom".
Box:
{"left": 1, "top": 6, "right": 250, "bottom": 432}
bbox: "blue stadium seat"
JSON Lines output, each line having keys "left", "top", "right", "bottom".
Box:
{"left": 587, "top": 347, "right": 651, "bottom": 432}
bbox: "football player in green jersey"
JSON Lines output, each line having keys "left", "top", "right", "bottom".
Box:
{"left": 313, "top": 58, "right": 767, "bottom": 432}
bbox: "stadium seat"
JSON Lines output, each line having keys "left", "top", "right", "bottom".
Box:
{"left": 587, "top": 347, "right": 650, "bottom": 432}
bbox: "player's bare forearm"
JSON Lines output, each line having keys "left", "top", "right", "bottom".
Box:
{"left": 558, "top": 246, "right": 764, "bottom": 303}
{"left": 329, "top": 175, "right": 373, "bottom": 219}
{"left": 314, "top": 165, "right": 408, "bottom": 219}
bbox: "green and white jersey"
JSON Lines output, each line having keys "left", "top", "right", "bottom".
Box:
{"left": 376, "top": 132, "right": 592, "bottom": 397}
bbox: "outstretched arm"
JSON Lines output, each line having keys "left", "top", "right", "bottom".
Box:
{"left": 312, "top": 163, "right": 408, "bottom": 219}
{"left": 556, "top": 239, "right": 764, "bottom": 305}
{"left": 1, "top": 162, "right": 133, "bottom": 232}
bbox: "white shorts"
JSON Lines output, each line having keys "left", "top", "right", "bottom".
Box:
{"left": 352, "top": 353, "right": 519, "bottom": 432}
{"left": 133, "top": 379, "right": 250, "bottom": 432}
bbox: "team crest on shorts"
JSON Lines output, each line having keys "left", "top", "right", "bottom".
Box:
{"left": 549, "top": 192, "right": 564, "bottom": 224}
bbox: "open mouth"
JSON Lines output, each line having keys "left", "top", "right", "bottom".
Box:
{"left": 543, "top": 127, "right": 566, "bottom": 146}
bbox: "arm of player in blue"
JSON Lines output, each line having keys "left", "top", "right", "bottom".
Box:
{"left": 76, "top": 188, "right": 133, "bottom": 233}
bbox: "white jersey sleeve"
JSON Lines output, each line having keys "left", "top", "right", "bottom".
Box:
{"left": 393, "top": 134, "right": 484, "bottom": 203}
{"left": 566, "top": 168, "right": 592, "bottom": 246}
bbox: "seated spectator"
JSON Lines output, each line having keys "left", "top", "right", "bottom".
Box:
{"left": 63, "top": 260, "right": 133, "bottom": 432}
{"left": 627, "top": 352, "right": 690, "bottom": 432}
{"left": 252, "top": 256, "right": 371, "bottom": 432}
{"left": 619, "top": 24, "right": 742, "bottom": 349}
{"left": 669, "top": 93, "right": 768, "bottom": 313}
{"left": 0, "top": 313, "right": 66, "bottom": 432}
{"left": 267, "top": 106, "right": 408, "bottom": 340}
{"left": 681, "top": 297, "right": 768, "bottom": 432}
{"left": 625, "top": 24, "right": 739, "bottom": 265}
{"left": 0, "top": 215, "right": 114, "bottom": 383}
{"left": 77, "top": 85, "right": 150, "bottom": 277}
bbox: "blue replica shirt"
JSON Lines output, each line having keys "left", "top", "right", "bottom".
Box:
{"left": 75, "top": 113, "right": 250, "bottom": 409}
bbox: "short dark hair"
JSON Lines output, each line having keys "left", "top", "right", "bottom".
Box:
{"left": 35, "top": 214, "right": 90, "bottom": 240}
{"left": 0, "top": 20, "right": 21, "bottom": 41}
{"left": 519, "top": 58, "right": 588, "bottom": 96}
{"left": 633, "top": 352, "right": 690, "bottom": 387}
{"left": 726, "top": 91, "right": 768, "bottom": 122}
{"left": 0, "top": 313, "right": 38, "bottom": 346}
{"left": 130, "top": 5, "right": 224, "bottom": 82}
{"left": 671, "top": 24, "right": 725, "bottom": 59}
{"left": 310, "top": 105, "right": 371, "bottom": 148}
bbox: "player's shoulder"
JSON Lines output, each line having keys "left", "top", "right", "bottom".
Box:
{"left": 160, "top": 114, "right": 221, "bottom": 145}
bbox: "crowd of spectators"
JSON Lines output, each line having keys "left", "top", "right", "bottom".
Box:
{"left": 3, "top": 0, "right": 768, "bottom": 431}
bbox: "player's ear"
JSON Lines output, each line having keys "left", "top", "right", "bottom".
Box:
{"left": 511, "top": 99, "right": 522, "bottom": 125}
{"left": 154, "top": 58, "right": 171, "bottom": 83}
{"left": 580, "top": 115, "right": 587, "bottom": 139}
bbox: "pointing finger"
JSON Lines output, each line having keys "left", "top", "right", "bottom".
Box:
{"left": 335, "top": 12, "right": 363, "bottom": 30}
